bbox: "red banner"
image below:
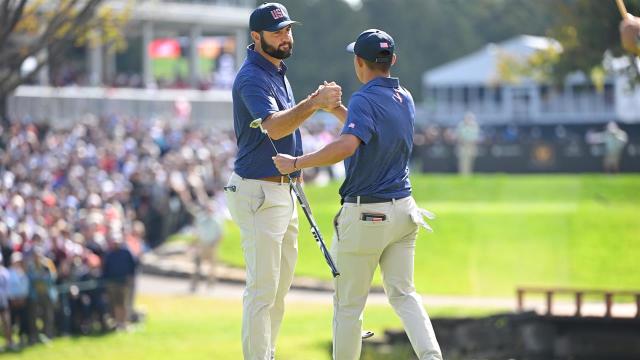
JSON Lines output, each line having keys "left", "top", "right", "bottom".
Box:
{"left": 149, "top": 39, "right": 181, "bottom": 59}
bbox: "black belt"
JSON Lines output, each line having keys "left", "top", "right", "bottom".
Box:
{"left": 341, "top": 194, "right": 410, "bottom": 205}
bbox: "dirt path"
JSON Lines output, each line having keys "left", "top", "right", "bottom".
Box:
{"left": 137, "top": 274, "right": 638, "bottom": 317}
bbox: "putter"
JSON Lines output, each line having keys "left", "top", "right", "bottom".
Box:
{"left": 251, "top": 118, "right": 379, "bottom": 339}
{"left": 361, "top": 331, "right": 374, "bottom": 339}
{"left": 250, "top": 118, "right": 340, "bottom": 278}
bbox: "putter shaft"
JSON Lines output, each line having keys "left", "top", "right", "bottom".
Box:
{"left": 250, "top": 119, "right": 340, "bottom": 277}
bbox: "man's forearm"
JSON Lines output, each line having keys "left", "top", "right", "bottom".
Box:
{"left": 296, "top": 138, "right": 355, "bottom": 169}
{"left": 262, "top": 96, "right": 318, "bottom": 140}
{"left": 328, "top": 104, "right": 348, "bottom": 124}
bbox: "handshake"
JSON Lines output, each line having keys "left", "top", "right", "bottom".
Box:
{"left": 308, "top": 81, "right": 342, "bottom": 112}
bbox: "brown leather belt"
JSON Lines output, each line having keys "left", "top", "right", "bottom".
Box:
{"left": 256, "top": 175, "right": 301, "bottom": 183}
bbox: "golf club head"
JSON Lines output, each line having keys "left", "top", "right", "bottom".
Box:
{"left": 249, "top": 118, "right": 262, "bottom": 128}
{"left": 362, "top": 331, "right": 374, "bottom": 339}
{"left": 249, "top": 118, "right": 267, "bottom": 134}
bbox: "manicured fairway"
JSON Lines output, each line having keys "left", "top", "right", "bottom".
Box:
{"left": 8, "top": 296, "right": 494, "bottom": 360}
{"left": 220, "top": 174, "right": 640, "bottom": 296}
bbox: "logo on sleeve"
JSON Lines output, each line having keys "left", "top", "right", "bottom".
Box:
{"left": 348, "top": 123, "right": 356, "bottom": 129}
{"left": 271, "top": 9, "right": 285, "bottom": 19}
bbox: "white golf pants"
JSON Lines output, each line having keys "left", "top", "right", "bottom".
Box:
{"left": 226, "top": 172, "right": 298, "bottom": 360}
{"left": 331, "top": 196, "right": 442, "bottom": 360}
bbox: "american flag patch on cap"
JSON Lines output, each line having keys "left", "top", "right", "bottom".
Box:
{"left": 380, "top": 42, "right": 389, "bottom": 48}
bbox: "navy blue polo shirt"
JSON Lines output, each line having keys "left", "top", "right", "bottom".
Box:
{"left": 232, "top": 44, "right": 302, "bottom": 179}
{"left": 339, "top": 77, "right": 414, "bottom": 199}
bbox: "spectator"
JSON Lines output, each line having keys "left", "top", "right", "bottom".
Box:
{"left": 602, "top": 122, "right": 629, "bottom": 173}
{"left": 171, "top": 171, "right": 224, "bottom": 292}
{"left": 7, "top": 252, "right": 29, "bottom": 349}
{"left": 455, "top": 112, "right": 481, "bottom": 176}
{"left": 76, "top": 252, "right": 109, "bottom": 334}
{"left": 125, "top": 221, "right": 145, "bottom": 323}
{"left": 0, "top": 225, "right": 12, "bottom": 268}
{"left": 0, "top": 254, "right": 12, "bottom": 350}
{"left": 189, "top": 201, "right": 224, "bottom": 292}
{"left": 26, "top": 248, "right": 57, "bottom": 343}
{"left": 102, "top": 234, "right": 136, "bottom": 330}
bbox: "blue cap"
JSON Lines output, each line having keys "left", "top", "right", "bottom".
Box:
{"left": 250, "top": 3, "right": 300, "bottom": 32}
{"left": 346, "top": 29, "right": 395, "bottom": 63}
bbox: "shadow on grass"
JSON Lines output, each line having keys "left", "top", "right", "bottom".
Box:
{"left": 322, "top": 340, "right": 418, "bottom": 360}
{"left": 6, "top": 326, "right": 125, "bottom": 355}
{"left": 361, "top": 344, "right": 417, "bottom": 360}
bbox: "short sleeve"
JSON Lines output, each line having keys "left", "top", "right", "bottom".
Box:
{"left": 238, "top": 78, "right": 279, "bottom": 121}
{"left": 402, "top": 87, "right": 416, "bottom": 117}
{"left": 342, "top": 95, "right": 375, "bottom": 144}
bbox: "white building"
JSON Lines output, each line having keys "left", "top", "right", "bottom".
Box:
{"left": 9, "top": 0, "right": 254, "bottom": 128}
{"left": 420, "top": 35, "right": 640, "bottom": 126}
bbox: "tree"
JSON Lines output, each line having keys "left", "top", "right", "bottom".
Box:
{"left": 498, "top": 0, "right": 640, "bottom": 87}
{"left": 276, "top": 0, "right": 557, "bottom": 103}
{"left": 0, "top": 0, "right": 131, "bottom": 126}
{"left": 550, "top": 0, "right": 640, "bottom": 85}
{"left": 277, "top": 0, "right": 367, "bottom": 99}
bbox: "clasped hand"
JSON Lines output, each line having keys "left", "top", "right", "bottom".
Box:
{"left": 272, "top": 153, "right": 296, "bottom": 175}
{"left": 309, "top": 81, "right": 342, "bottom": 111}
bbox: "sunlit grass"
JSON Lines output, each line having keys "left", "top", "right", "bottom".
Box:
{"left": 219, "top": 174, "right": 640, "bottom": 296}
{"left": 8, "top": 296, "right": 499, "bottom": 360}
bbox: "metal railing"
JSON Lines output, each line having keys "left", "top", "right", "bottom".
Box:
{"left": 8, "top": 86, "right": 233, "bottom": 129}
{"left": 517, "top": 286, "right": 640, "bottom": 318}
{"left": 56, "top": 279, "right": 102, "bottom": 295}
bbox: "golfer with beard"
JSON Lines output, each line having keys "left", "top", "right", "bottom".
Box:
{"left": 225, "top": 3, "right": 343, "bottom": 359}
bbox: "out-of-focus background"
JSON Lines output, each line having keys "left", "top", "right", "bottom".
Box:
{"left": 0, "top": 1, "right": 639, "bottom": 359}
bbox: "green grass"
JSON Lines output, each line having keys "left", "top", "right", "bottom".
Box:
{"left": 219, "top": 174, "right": 640, "bottom": 296}
{"left": 7, "top": 296, "right": 496, "bottom": 360}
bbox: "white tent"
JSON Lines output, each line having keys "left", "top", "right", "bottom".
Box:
{"left": 423, "top": 35, "right": 562, "bottom": 86}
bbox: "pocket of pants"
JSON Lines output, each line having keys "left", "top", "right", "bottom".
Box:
{"left": 250, "top": 184, "right": 267, "bottom": 213}
{"left": 333, "top": 207, "right": 343, "bottom": 242}
{"left": 225, "top": 180, "right": 266, "bottom": 218}
{"left": 336, "top": 207, "right": 390, "bottom": 254}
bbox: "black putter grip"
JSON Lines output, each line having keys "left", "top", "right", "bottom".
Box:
{"left": 312, "top": 227, "right": 340, "bottom": 277}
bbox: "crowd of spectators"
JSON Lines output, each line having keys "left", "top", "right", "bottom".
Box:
{"left": 48, "top": 69, "right": 233, "bottom": 91}
{"left": 411, "top": 121, "right": 636, "bottom": 173}
{"left": 0, "top": 113, "right": 237, "bottom": 351}
{"left": 47, "top": 55, "right": 236, "bottom": 91}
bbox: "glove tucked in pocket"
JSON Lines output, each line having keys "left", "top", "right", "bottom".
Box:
{"left": 410, "top": 201, "right": 436, "bottom": 232}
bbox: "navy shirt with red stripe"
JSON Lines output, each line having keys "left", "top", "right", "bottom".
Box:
{"left": 232, "top": 44, "right": 302, "bottom": 179}
{"left": 340, "top": 77, "right": 414, "bottom": 199}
